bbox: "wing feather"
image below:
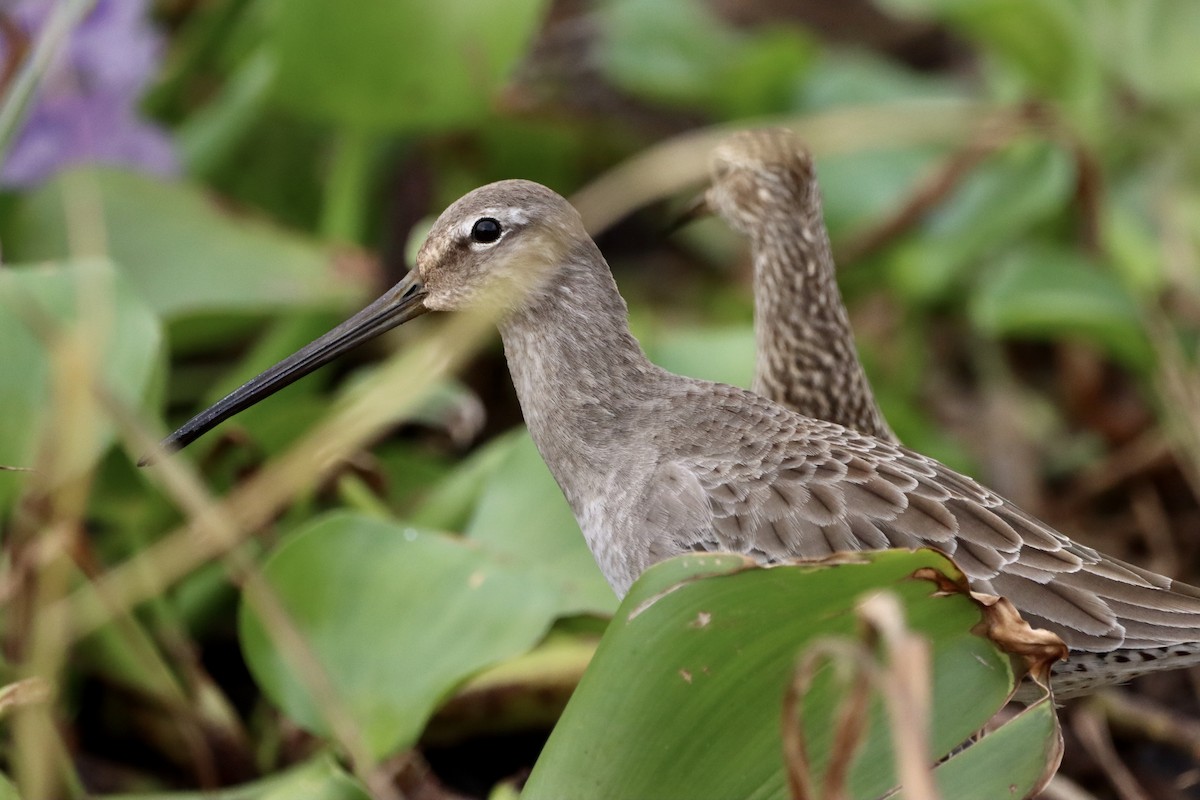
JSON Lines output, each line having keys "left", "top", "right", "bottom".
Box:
{"left": 638, "top": 388, "right": 1200, "bottom": 654}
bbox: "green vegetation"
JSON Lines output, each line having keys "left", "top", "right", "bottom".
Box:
{"left": 3, "top": 0, "right": 1200, "bottom": 797}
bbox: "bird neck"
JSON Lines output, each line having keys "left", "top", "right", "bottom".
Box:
{"left": 750, "top": 211, "right": 894, "bottom": 440}
{"left": 499, "top": 239, "right": 662, "bottom": 497}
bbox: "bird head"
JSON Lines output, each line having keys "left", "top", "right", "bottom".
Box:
{"left": 416, "top": 179, "right": 582, "bottom": 314}
{"left": 703, "top": 128, "right": 817, "bottom": 236}
{"left": 143, "top": 179, "right": 580, "bottom": 460}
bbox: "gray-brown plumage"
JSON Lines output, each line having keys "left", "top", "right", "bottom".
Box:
{"left": 157, "top": 179, "right": 1200, "bottom": 697}
{"left": 704, "top": 129, "right": 896, "bottom": 441}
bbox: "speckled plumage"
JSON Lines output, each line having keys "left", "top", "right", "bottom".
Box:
{"left": 160, "top": 178, "right": 1200, "bottom": 698}
{"left": 706, "top": 129, "right": 896, "bottom": 441}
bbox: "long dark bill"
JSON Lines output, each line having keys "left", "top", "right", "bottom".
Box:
{"left": 665, "top": 191, "right": 712, "bottom": 236}
{"left": 141, "top": 271, "right": 429, "bottom": 465}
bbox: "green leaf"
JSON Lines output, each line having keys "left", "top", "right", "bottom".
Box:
{"left": 1081, "top": 0, "right": 1200, "bottom": 106}
{"left": 709, "top": 27, "right": 817, "bottom": 119}
{"left": 269, "top": 0, "right": 550, "bottom": 131}
{"left": 98, "top": 753, "right": 370, "bottom": 800}
{"left": 887, "top": 141, "right": 1075, "bottom": 301}
{"left": 798, "top": 51, "right": 965, "bottom": 112}
{"left": 1, "top": 169, "right": 367, "bottom": 323}
{"left": 178, "top": 48, "right": 278, "bottom": 177}
{"left": 599, "top": 0, "right": 742, "bottom": 109}
{"left": 524, "top": 550, "right": 1049, "bottom": 800}
{"left": 811, "top": 147, "right": 942, "bottom": 240}
{"left": 1101, "top": 177, "right": 1169, "bottom": 296}
{"left": 926, "top": 697, "right": 1060, "bottom": 799}
{"left": 0, "top": 259, "right": 161, "bottom": 512}
{"left": 878, "top": 0, "right": 1099, "bottom": 107}
{"left": 952, "top": 0, "right": 1095, "bottom": 103}
{"left": 238, "top": 511, "right": 561, "bottom": 759}
{"left": 970, "top": 244, "right": 1151, "bottom": 367}
{"left": 0, "top": 772, "right": 17, "bottom": 800}
{"left": 407, "top": 431, "right": 515, "bottom": 531}
{"left": 464, "top": 429, "right": 617, "bottom": 616}
{"left": 598, "top": 0, "right": 814, "bottom": 117}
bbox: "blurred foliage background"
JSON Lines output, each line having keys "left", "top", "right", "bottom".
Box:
{"left": 2, "top": 0, "right": 1200, "bottom": 797}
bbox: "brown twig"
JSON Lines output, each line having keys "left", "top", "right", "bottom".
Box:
{"left": 1092, "top": 689, "right": 1200, "bottom": 762}
{"left": 783, "top": 639, "right": 872, "bottom": 800}
{"left": 835, "top": 107, "right": 1035, "bottom": 265}
{"left": 1071, "top": 704, "right": 1152, "bottom": 800}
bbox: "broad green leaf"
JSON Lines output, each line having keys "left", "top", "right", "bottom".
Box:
{"left": 203, "top": 111, "right": 331, "bottom": 235}
{"left": 1, "top": 169, "right": 367, "bottom": 324}
{"left": 269, "top": 0, "right": 549, "bottom": 131}
{"left": 950, "top": 0, "right": 1096, "bottom": 105}
{"left": 238, "top": 511, "right": 561, "bottom": 758}
{"left": 709, "top": 27, "right": 816, "bottom": 119}
{"left": 598, "top": 0, "right": 814, "bottom": 117}
{"left": 525, "top": 550, "right": 1046, "bottom": 800}
{"left": 408, "top": 431, "right": 515, "bottom": 531}
{"left": 798, "top": 51, "right": 966, "bottom": 112}
{"left": 598, "top": 0, "right": 742, "bottom": 109}
{"left": 426, "top": 629, "right": 600, "bottom": 744}
{"left": 0, "top": 259, "right": 161, "bottom": 512}
{"left": 970, "top": 245, "right": 1151, "bottom": 367}
{"left": 1080, "top": 0, "right": 1200, "bottom": 106}
{"left": 887, "top": 141, "right": 1075, "bottom": 301}
{"left": 809, "top": 147, "right": 940, "bottom": 240}
{"left": 879, "top": 0, "right": 1099, "bottom": 108}
{"left": 98, "top": 753, "right": 369, "bottom": 800}
{"left": 178, "top": 48, "right": 278, "bottom": 177}
{"left": 922, "top": 696, "right": 1060, "bottom": 799}
{"left": 465, "top": 429, "right": 616, "bottom": 616}
{"left": 0, "top": 772, "right": 16, "bottom": 800}
{"left": 1101, "top": 184, "right": 1167, "bottom": 296}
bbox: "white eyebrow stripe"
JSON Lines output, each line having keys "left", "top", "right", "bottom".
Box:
{"left": 458, "top": 207, "right": 530, "bottom": 239}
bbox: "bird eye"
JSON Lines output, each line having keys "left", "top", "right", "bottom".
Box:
{"left": 470, "top": 217, "right": 503, "bottom": 244}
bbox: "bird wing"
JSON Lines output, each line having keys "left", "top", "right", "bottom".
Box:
{"left": 649, "top": 395, "right": 1200, "bottom": 652}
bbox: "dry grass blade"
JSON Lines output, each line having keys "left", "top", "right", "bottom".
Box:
{"left": 1091, "top": 689, "right": 1200, "bottom": 761}
{"left": 1072, "top": 705, "right": 1151, "bottom": 800}
{"left": 0, "top": 0, "right": 91, "bottom": 157}
{"left": 782, "top": 588, "right": 951, "bottom": 800}
{"left": 5, "top": 265, "right": 111, "bottom": 798}
{"left": 95, "top": 388, "right": 399, "bottom": 799}
{"left": 0, "top": 175, "right": 505, "bottom": 800}
{"left": 50, "top": 304, "right": 502, "bottom": 797}
{"left": 782, "top": 639, "right": 872, "bottom": 800}
{"left": 8, "top": 294, "right": 249, "bottom": 789}
{"left": 44, "top": 303, "right": 499, "bottom": 646}
{"left": 857, "top": 592, "right": 939, "bottom": 800}
{"left": 569, "top": 101, "right": 1027, "bottom": 236}
{"left": 0, "top": 678, "right": 53, "bottom": 718}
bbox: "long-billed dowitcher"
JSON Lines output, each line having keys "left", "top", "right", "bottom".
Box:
{"left": 697, "top": 128, "right": 896, "bottom": 441}
{"left": 153, "top": 179, "right": 1200, "bottom": 697}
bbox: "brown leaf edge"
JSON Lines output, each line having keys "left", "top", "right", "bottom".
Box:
{"left": 911, "top": 565, "right": 1067, "bottom": 797}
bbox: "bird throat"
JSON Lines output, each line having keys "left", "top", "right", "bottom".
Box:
{"left": 498, "top": 241, "right": 660, "bottom": 487}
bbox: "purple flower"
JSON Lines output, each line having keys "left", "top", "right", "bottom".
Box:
{"left": 0, "top": 0, "right": 177, "bottom": 188}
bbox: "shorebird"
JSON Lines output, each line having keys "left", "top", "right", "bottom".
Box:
{"left": 154, "top": 179, "right": 1200, "bottom": 697}
{"left": 693, "top": 129, "right": 896, "bottom": 442}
